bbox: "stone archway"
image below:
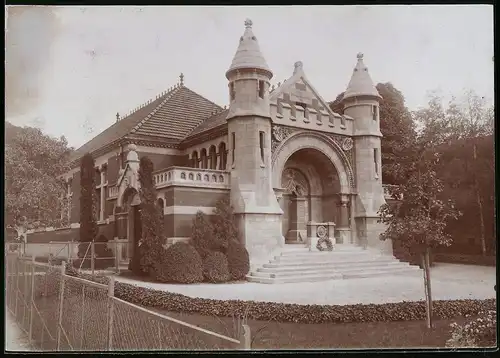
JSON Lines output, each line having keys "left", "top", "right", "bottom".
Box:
{"left": 272, "top": 131, "right": 353, "bottom": 195}
{"left": 273, "top": 132, "right": 354, "bottom": 244}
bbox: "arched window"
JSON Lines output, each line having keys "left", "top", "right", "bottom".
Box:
{"left": 157, "top": 198, "right": 164, "bottom": 211}
{"left": 209, "top": 145, "right": 217, "bottom": 169}
{"left": 218, "top": 142, "right": 227, "bottom": 170}
{"left": 192, "top": 151, "right": 199, "bottom": 168}
{"left": 200, "top": 148, "right": 208, "bottom": 169}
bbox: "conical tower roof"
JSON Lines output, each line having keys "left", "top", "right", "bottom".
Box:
{"left": 226, "top": 19, "right": 272, "bottom": 79}
{"left": 343, "top": 53, "right": 381, "bottom": 100}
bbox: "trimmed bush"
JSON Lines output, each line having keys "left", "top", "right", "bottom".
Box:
{"left": 226, "top": 240, "right": 250, "bottom": 281}
{"left": 191, "top": 211, "right": 214, "bottom": 259}
{"left": 202, "top": 251, "right": 231, "bottom": 283}
{"left": 69, "top": 267, "right": 496, "bottom": 324}
{"left": 154, "top": 242, "right": 203, "bottom": 284}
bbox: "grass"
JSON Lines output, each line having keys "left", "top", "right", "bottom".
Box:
{"left": 147, "top": 307, "right": 470, "bottom": 349}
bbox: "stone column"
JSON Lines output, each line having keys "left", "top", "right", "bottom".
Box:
{"left": 286, "top": 197, "right": 307, "bottom": 243}
{"left": 339, "top": 195, "right": 350, "bottom": 228}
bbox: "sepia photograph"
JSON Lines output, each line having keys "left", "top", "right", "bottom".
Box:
{"left": 4, "top": 4, "right": 495, "bottom": 352}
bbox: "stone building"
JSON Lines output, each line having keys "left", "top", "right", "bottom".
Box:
{"left": 54, "top": 19, "right": 396, "bottom": 275}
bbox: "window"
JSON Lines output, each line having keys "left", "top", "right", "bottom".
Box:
{"left": 340, "top": 115, "right": 346, "bottom": 127}
{"left": 258, "top": 80, "right": 265, "bottom": 99}
{"left": 374, "top": 148, "right": 379, "bottom": 178}
{"left": 218, "top": 142, "right": 227, "bottom": 170}
{"left": 372, "top": 105, "right": 378, "bottom": 121}
{"left": 200, "top": 148, "right": 208, "bottom": 169}
{"left": 259, "top": 131, "right": 265, "bottom": 164}
{"left": 209, "top": 145, "right": 217, "bottom": 169}
{"left": 296, "top": 102, "right": 307, "bottom": 111}
{"left": 229, "top": 82, "right": 235, "bottom": 101}
{"left": 192, "top": 151, "right": 199, "bottom": 168}
{"left": 231, "top": 132, "right": 236, "bottom": 165}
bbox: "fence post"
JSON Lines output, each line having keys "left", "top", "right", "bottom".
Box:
{"left": 14, "top": 256, "right": 20, "bottom": 319}
{"left": 239, "top": 324, "right": 251, "bottom": 350}
{"left": 23, "top": 259, "right": 29, "bottom": 325}
{"left": 114, "top": 240, "right": 119, "bottom": 274}
{"left": 57, "top": 261, "right": 67, "bottom": 350}
{"left": 91, "top": 242, "right": 95, "bottom": 276}
{"left": 29, "top": 256, "right": 36, "bottom": 344}
{"left": 107, "top": 276, "right": 115, "bottom": 351}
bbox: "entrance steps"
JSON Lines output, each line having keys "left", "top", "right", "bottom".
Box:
{"left": 246, "top": 245, "right": 421, "bottom": 284}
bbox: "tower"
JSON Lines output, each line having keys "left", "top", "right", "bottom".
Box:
{"left": 226, "top": 19, "right": 284, "bottom": 268}
{"left": 341, "top": 53, "right": 391, "bottom": 254}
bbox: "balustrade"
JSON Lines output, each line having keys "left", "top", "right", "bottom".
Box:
{"left": 153, "top": 166, "right": 230, "bottom": 189}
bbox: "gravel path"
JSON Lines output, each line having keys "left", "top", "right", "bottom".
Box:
{"left": 115, "top": 263, "right": 496, "bottom": 305}
{"left": 5, "top": 311, "right": 32, "bottom": 351}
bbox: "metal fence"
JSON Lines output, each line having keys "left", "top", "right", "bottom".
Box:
{"left": 5, "top": 253, "right": 249, "bottom": 351}
{"left": 21, "top": 240, "right": 132, "bottom": 276}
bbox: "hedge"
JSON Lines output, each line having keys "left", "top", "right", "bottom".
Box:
{"left": 64, "top": 267, "right": 496, "bottom": 324}
{"left": 433, "top": 253, "right": 496, "bottom": 267}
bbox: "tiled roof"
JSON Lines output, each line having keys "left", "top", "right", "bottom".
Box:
{"left": 69, "top": 85, "right": 221, "bottom": 163}
{"left": 344, "top": 53, "right": 381, "bottom": 101}
{"left": 185, "top": 109, "right": 229, "bottom": 139}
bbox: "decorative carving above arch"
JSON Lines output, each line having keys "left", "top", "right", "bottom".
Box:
{"left": 272, "top": 130, "right": 356, "bottom": 192}
{"left": 281, "top": 168, "right": 309, "bottom": 196}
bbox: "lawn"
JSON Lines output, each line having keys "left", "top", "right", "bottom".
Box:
{"left": 147, "top": 307, "right": 470, "bottom": 349}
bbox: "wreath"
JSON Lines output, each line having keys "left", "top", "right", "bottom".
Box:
{"left": 316, "top": 237, "right": 333, "bottom": 252}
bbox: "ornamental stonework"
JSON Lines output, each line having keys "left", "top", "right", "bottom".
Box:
{"left": 271, "top": 125, "right": 295, "bottom": 154}
{"left": 325, "top": 133, "right": 356, "bottom": 188}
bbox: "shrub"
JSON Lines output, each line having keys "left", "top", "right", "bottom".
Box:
{"left": 79, "top": 153, "right": 98, "bottom": 258}
{"left": 211, "top": 198, "right": 239, "bottom": 252}
{"left": 446, "top": 309, "right": 497, "bottom": 347}
{"left": 226, "top": 240, "right": 250, "bottom": 281}
{"left": 202, "top": 251, "right": 231, "bottom": 283}
{"left": 65, "top": 269, "right": 497, "bottom": 325}
{"left": 191, "top": 211, "right": 214, "bottom": 259}
{"left": 154, "top": 242, "right": 203, "bottom": 284}
{"left": 138, "top": 156, "right": 164, "bottom": 276}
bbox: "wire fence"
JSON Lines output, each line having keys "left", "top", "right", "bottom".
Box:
{"left": 20, "top": 240, "right": 132, "bottom": 276}
{"left": 5, "top": 253, "right": 249, "bottom": 352}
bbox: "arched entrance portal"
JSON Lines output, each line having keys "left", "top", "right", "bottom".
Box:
{"left": 122, "top": 188, "right": 142, "bottom": 265}
{"left": 280, "top": 148, "right": 344, "bottom": 244}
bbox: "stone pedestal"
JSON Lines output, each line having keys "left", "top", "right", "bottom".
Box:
{"left": 307, "top": 222, "right": 335, "bottom": 251}
{"left": 286, "top": 197, "right": 307, "bottom": 243}
{"left": 335, "top": 228, "right": 352, "bottom": 244}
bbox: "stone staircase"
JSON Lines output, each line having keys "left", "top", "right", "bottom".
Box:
{"left": 246, "top": 244, "right": 421, "bottom": 284}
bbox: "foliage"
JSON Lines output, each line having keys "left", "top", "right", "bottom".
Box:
{"left": 153, "top": 242, "right": 203, "bottom": 284}
{"left": 191, "top": 198, "right": 240, "bottom": 254}
{"left": 378, "top": 92, "right": 463, "bottom": 255}
{"left": 316, "top": 237, "right": 333, "bottom": 251}
{"left": 226, "top": 240, "right": 250, "bottom": 281}
{"left": 191, "top": 211, "right": 215, "bottom": 259}
{"left": 202, "top": 251, "right": 231, "bottom": 283}
{"left": 78, "top": 153, "right": 98, "bottom": 258}
{"left": 5, "top": 122, "right": 73, "bottom": 239}
{"left": 329, "top": 83, "right": 416, "bottom": 185}
{"left": 65, "top": 269, "right": 496, "bottom": 325}
{"left": 138, "top": 156, "right": 165, "bottom": 276}
{"left": 446, "top": 310, "right": 496, "bottom": 347}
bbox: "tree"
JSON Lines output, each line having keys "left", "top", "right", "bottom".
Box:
{"left": 329, "top": 83, "right": 416, "bottom": 184}
{"left": 379, "top": 98, "right": 462, "bottom": 329}
{"left": 138, "top": 156, "right": 164, "bottom": 276}
{"left": 5, "top": 123, "right": 73, "bottom": 240}
{"left": 443, "top": 90, "right": 494, "bottom": 256}
{"left": 78, "top": 153, "right": 98, "bottom": 259}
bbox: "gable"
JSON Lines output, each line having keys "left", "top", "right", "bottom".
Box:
{"left": 270, "top": 71, "right": 340, "bottom": 118}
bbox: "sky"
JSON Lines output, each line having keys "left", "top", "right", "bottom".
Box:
{"left": 5, "top": 5, "right": 494, "bottom": 149}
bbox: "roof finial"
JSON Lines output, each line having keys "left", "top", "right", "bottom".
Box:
{"left": 244, "top": 18, "right": 253, "bottom": 28}
{"left": 293, "top": 61, "right": 303, "bottom": 75}
{"left": 357, "top": 52, "right": 364, "bottom": 61}
{"left": 179, "top": 73, "right": 184, "bottom": 86}
{"left": 116, "top": 112, "right": 120, "bottom": 122}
